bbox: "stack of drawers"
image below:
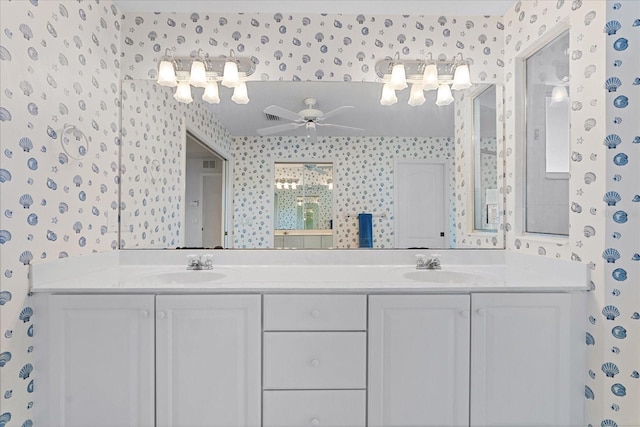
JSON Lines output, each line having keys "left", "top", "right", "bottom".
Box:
{"left": 263, "top": 294, "right": 367, "bottom": 427}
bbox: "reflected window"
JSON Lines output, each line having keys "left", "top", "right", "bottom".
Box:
{"left": 524, "top": 30, "right": 570, "bottom": 236}
{"left": 472, "top": 85, "right": 499, "bottom": 232}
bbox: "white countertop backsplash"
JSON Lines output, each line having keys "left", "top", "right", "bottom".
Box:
{"left": 29, "top": 249, "right": 590, "bottom": 293}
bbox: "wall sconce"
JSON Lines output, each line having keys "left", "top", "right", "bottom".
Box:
{"left": 375, "top": 52, "right": 472, "bottom": 107}
{"left": 326, "top": 179, "right": 333, "bottom": 190}
{"left": 156, "top": 48, "right": 255, "bottom": 104}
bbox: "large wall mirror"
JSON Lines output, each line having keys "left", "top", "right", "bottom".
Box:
{"left": 119, "top": 79, "right": 505, "bottom": 249}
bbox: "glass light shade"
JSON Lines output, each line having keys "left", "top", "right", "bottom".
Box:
{"left": 291, "top": 181, "right": 297, "bottom": 190}
{"left": 551, "top": 85, "right": 568, "bottom": 103}
{"left": 379, "top": 84, "right": 398, "bottom": 106}
{"left": 173, "top": 81, "right": 193, "bottom": 104}
{"left": 222, "top": 60, "right": 241, "bottom": 88}
{"left": 451, "top": 62, "right": 472, "bottom": 90}
{"left": 327, "top": 180, "right": 333, "bottom": 190}
{"left": 157, "top": 60, "right": 177, "bottom": 87}
{"left": 202, "top": 81, "right": 220, "bottom": 104}
{"left": 422, "top": 62, "right": 439, "bottom": 91}
{"left": 435, "top": 84, "right": 454, "bottom": 106}
{"left": 389, "top": 63, "right": 408, "bottom": 90}
{"left": 284, "top": 181, "right": 289, "bottom": 190}
{"left": 231, "top": 82, "right": 250, "bottom": 104}
{"left": 408, "top": 84, "right": 426, "bottom": 106}
{"left": 276, "top": 181, "right": 283, "bottom": 189}
{"left": 189, "top": 60, "right": 208, "bottom": 88}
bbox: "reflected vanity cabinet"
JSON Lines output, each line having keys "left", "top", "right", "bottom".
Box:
{"left": 35, "top": 292, "right": 582, "bottom": 427}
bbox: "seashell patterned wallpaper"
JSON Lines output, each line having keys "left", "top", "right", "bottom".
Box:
{"left": 0, "top": 0, "right": 638, "bottom": 426}
{"left": 0, "top": 1, "right": 122, "bottom": 425}
{"left": 119, "top": 12, "right": 505, "bottom": 84}
{"left": 119, "top": 80, "right": 232, "bottom": 248}
{"left": 233, "top": 135, "right": 456, "bottom": 248}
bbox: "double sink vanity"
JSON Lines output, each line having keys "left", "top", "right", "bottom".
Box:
{"left": 32, "top": 249, "right": 588, "bottom": 427}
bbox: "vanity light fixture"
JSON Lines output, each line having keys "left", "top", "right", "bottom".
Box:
{"left": 156, "top": 48, "right": 255, "bottom": 105}
{"left": 375, "top": 52, "right": 472, "bottom": 107}
{"left": 275, "top": 178, "right": 300, "bottom": 190}
{"left": 326, "top": 179, "right": 333, "bottom": 190}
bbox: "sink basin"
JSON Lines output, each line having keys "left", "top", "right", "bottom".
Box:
{"left": 152, "top": 271, "right": 226, "bottom": 284}
{"left": 403, "top": 270, "right": 490, "bottom": 284}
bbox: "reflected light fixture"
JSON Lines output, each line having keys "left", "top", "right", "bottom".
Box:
{"left": 375, "top": 52, "right": 472, "bottom": 107}
{"left": 326, "top": 179, "right": 333, "bottom": 190}
{"left": 551, "top": 85, "right": 569, "bottom": 103}
{"left": 156, "top": 48, "right": 255, "bottom": 104}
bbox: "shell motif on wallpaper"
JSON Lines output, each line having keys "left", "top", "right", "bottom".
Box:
{"left": 602, "top": 305, "right": 620, "bottom": 320}
{"left": 601, "top": 362, "right": 620, "bottom": 378}
{"left": 603, "top": 191, "right": 621, "bottom": 205}
{"left": 0, "top": 291, "right": 12, "bottom": 305}
{"left": 584, "top": 385, "right": 595, "bottom": 400}
{"left": 611, "top": 326, "right": 627, "bottom": 339}
{"left": 602, "top": 248, "right": 621, "bottom": 263}
{"left": 603, "top": 134, "right": 622, "bottom": 149}
{"left": 612, "top": 268, "right": 627, "bottom": 281}
{"left": 0, "top": 351, "right": 11, "bottom": 367}
{"left": 604, "top": 20, "right": 621, "bottom": 35}
{"left": 605, "top": 77, "right": 622, "bottom": 92}
{"left": 18, "top": 363, "right": 33, "bottom": 380}
{"left": 611, "top": 383, "right": 626, "bottom": 397}
{"left": 18, "top": 307, "right": 33, "bottom": 323}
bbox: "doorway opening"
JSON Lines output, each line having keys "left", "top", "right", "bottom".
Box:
{"left": 184, "top": 132, "right": 227, "bottom": 248}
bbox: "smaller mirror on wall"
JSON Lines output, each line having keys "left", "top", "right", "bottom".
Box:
{"left": 273, "top": 162, "right": 334, "bottom": 249}
{"left": 472, "top": 85, "right": 499, "bottom": 233}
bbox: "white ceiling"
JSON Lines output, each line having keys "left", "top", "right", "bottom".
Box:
{"left": 207, "top": 81, "right": 455, "bottom": 137}
{"left": 114, "top": 0, "right": 514, "bottom": 16}
{"left": 115, "top": 0, "right": 513, "bottom": 138}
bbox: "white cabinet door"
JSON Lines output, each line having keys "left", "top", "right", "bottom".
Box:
{"left": 156, "top": 295, "right": 261, "bottom": 427}
{"left": 471, "top": 293, "right": 571, "bottom": 427}
{"left": 369, "top": 295, "right": 470, "bottom": 427}
{"left": 44, "top": 294, "right": 155, "bottom": 427}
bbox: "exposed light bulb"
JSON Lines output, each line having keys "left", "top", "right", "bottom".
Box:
{"left": 389, "top": 63, "right": 408, "bottom": 90}
{"left": 422, "top": 62, "right": 438, "bottom": 91}
{"left": 435, "top": 84, "right": 454, "bottom": 106}
{"left": 222, "top": 60, "right": 241, "bottom": 88}
{"left": 157, "top": 60, "right": 177, "bottom": 87}
{"left": 202, "top": 81, "right": 220, "bottom": 104}
{"left": 451, "top": 62, "right": 472, "bottom": 90}
{"left": 408, "top": 83, "right": 426, "bottom": 106}
{"left": 380, "top": 83, "right": 398, "bottom": 106}
{"left": 231, "top": 82, "right": 249, "bottom": 104}
{"left": 189, "top": 60, "right": 207, "bottom": 88}
{"left": 551, "top": 85, "right": 569, "bottom": 103}
{"left": 173, "top": 81, "right": 193, "bottom": 104}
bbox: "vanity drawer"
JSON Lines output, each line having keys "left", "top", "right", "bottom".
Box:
{"left": 263, "top": 294, "right": 366, "bottom": 331}
{"left": 263, "top": 332, "right": 366, "bottom": 389}
{"left": 263, "top": 390, "right": 365, "bottom": 427}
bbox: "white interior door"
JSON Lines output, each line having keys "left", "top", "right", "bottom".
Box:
{"left": 394, "top": 160, "right": 448, "bottom": 248}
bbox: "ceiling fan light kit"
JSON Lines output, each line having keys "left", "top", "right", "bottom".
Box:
{"left": 257, "top": 98, "right": 365, "bottom": 142}
{"left": 375, "top": 52, "right": 472, "bottom": 107}
{"left": 156, "top": 48, "right": 255, "bottom": 104}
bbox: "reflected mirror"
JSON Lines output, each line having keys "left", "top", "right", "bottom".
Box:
{"left": 274, "top": 162, "right": 334, "bottom": 249}
{"left": 472, "top": 85, "right": 499, "bottom": 232}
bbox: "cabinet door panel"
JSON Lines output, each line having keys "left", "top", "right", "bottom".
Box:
{"left": 471, "top": 293, "right": 571, "bottom": 427}
{"left": 369, "top": 295, "right": 470, "bottom": 427}
{"left": 156, "top": 294, "right": 261, "bottom": 427}
{"left": 47, "top": 294, "right": 155, "bottom": 427}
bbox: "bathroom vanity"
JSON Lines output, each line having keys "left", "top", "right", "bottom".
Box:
{"left": 31, "top": 250, "right": 588, "bottom": 427}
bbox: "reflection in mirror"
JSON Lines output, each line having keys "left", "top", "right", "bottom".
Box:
{"left": 524, "top": 30, "right": 570, "bottom": 236}
{"left": 274, "top": 162, "right": 333, "bottom": 249}
{"left": 472, "top": 85, "right": 499, "bottom": 232}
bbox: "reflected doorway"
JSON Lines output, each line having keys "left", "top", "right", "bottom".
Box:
{"left": 185, "top": 133, "right": 227, "bottom": 248}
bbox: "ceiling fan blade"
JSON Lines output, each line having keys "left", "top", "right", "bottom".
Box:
{"left": 263, "top": 105, "right": 303, "bottom": 122}
{"left": 317, "top": 105, "right": 354, "bottom": 121}
{"left": 315, "top": 123, "right": 365, "bottom": 132}
{"left": 257, "top": 122, "right": 303, "bottom": 136}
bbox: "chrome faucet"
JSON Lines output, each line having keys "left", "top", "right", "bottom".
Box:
{"left": 187, "top": 254, "right": 214, "bottom": 270}
{"left": 415, "top": 254, "right": 442, "bottom": 270}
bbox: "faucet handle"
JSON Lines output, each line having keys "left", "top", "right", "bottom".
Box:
{"left": 187, "top": 254, "right": 200, "bottom": 264}
{"left": 430, "top": 253, "right": 442, "bottom": 259}
{"left": 415, "top": 254, "right": 426, "bottom": 266}
{"left": 201, "top": 254, "right": 214, "bottom": 268}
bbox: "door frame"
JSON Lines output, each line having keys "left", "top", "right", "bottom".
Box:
{"left": 199, "top": 172, "right": 224, "bottom": 248}
{"left": 393, "top": 159, "right": 450, "bottom": 249}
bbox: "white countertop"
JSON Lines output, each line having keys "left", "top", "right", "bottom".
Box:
{"left": 29, "top": 249, "right": 591, "bottom": 294}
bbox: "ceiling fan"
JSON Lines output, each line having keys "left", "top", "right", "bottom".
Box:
{"left": 257, "top": 98, "right": 364, "bottom": 142}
